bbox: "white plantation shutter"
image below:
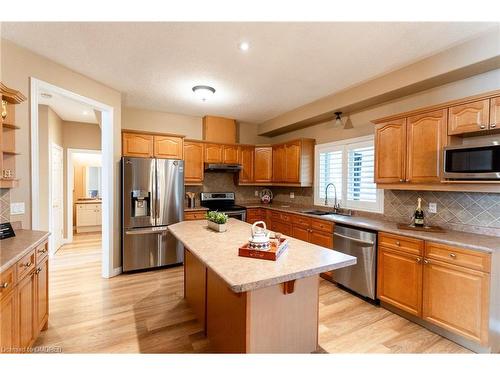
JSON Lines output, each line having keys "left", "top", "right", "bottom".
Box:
{"left": 314, "top": 136, "right": 383, "bottom": 213}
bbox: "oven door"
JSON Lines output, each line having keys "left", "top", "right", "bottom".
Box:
{"left": 222, "top": 209, "right": 247, "bottom": 222}
{"left": 444, "top": 143, "right": 500, "bottom": 179}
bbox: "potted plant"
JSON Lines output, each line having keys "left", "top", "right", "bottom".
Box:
{"left": 206, "top": 211, "right": 229, "bottom": 233}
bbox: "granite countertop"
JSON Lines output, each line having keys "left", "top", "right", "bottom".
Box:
{"left": 1, "top": 230, "right": 50, "bottom": 273}
{"left": 168, "top": 218, "right": 356, "bottom": 293}
{"left": 184, "top": 206, "right": 209, "bottom": 212}
{"left": 239, "top": 202, "right": 500, "bottom": 254}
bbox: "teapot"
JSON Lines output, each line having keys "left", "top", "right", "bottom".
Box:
{"left": 248, "top": 221, "right": 271, "bottom": 251}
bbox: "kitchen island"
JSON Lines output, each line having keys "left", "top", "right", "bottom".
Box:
{"left": 168, "top": 218, "right": 356, "bottom": 353}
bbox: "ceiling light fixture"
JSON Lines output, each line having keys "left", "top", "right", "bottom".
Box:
{"left": 334, "top": 112, "right": 342, "bottom": 127}
{"left": 192, "top": 85, "right": 216, "bottom": 102}
{"left": 343, "top": 115, "right": 354, "bottom": 130}
{"left": 40, "top": 92, "right": 52, "bottom": 99}
{"left": 238, "top": 41, "right": 250, "bottom": 51}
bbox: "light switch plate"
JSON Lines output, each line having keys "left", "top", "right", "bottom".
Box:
{"left": 289, "top": 192, "right": 295, "bottom": 199}
{"left": 10, "top": 202, "right": 25, "bottom": 215}
{"left": 428, "top": 202, "right": 437, "bottom": 214}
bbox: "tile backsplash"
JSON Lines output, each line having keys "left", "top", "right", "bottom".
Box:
{"left": 383, "top": 190, "right": 500, "bottom": 236}
{"left": 0, "top": 188, "right": 10, "bottom": 224}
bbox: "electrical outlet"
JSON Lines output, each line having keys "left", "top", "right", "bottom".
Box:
{"left": 428, "top": 202, "right": 437, "bottom": 214}
{"left": 289, "top": 192, "right": 295, "bottom": 199}
{"left": 254, "top": 190, "right": 259, "bottom": 197}
{"left": 10, "top": 202, "right": 25, "bottom": 215}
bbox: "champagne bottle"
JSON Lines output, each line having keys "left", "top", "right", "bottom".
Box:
{"left": 414, "top": 197, "right": 424, "bottom": 227}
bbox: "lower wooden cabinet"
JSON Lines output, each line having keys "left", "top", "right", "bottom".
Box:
{"left": 377, "top": 246, "right": 423, "bottom": 316}
{"left": 184, "top": 210, "right": 207, "bottom": 221}
{"left": 309, "top": 230, "right": 334, "bottom": 249}
{"left": 0, "top": 240, "right": 49, "bottom": 353}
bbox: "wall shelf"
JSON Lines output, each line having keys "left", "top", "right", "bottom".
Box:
{"left": 0, "top": 179, "right": 19, "bottom": 189}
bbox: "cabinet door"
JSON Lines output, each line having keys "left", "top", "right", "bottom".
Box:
{"left": 377, "top": 247, "right": 423, "bottom": 316}
{"left": 77, "top": 206, "right": 97, "bottom": 226}
{"left": 153, "top": 136, "right": 183, "bottom": 159}
{"left": 239, "top": 146, "right": 254, "bottom": 183}
{"left": 272, "top": 221, "right": 293, "bottom": 236}
{"left": 222, "top": 145, "right": 239, "bottom": 164}
{"left": 284, "top": 141, "right": 301, "bottom": 183}
{"left": 489, "top": 96, "right": 500, "bottom": 130}
{"left": 204, "top": 144, "right": 223, "bottom": 163}
{"left": 406, "top": 109, "right": 447, "bottom": 183}
{"left": 422, "top": 259, "right": 489, "bottom": 344}
{"left": 95, "top": 206, "right": 102, "bottom": 226}
{"left": 292, "top": 226, "right": 310, "bottom": 242}
{"left": 272, "top": 144, "right": 285, "bottom": 183}
{"left": 122, "top": 133, "right": 153, "bottom": 158}
{"left": 254, "top": 147, "right": 273, "bottom": 183}
{"left": 184, "top": 141, "right": 204, "bottom": 183}
{"left": 0, "top": 290, "right": 19, "bottom": 352}
{"left": 309, "top": 230, "right": 333, "bottom": 249}
{"left": 374, "top": 119, "right": 406, "bottom": 183}
{"left": 448, "top": 99, "right": 490, "bottom": 135}
{"left": 35, "top": 257, "right": 49, "bottom": 333}
{"left": 18, "top": 270, "right": 36, "bottom": 348}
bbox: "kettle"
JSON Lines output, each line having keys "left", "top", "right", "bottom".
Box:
{"left": 248, "top": 221, "right": 271, "bottom": 251}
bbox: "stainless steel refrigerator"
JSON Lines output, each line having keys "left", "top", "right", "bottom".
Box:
{"left": 122, "top": 157, "right": 184, "bottom": 272}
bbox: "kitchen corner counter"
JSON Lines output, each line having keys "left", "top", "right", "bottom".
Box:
{"left": 240, "top": 202, "right": 500, "bottom": 254}
{"left": 168, "top": 218, "right": 356, "bottom": 293}
{"left": 0, "top": 229, "right": 50, "bottom": 273}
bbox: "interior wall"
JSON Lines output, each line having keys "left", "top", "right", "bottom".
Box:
{"left": 1, "top": 38, "right": 122, "bottom": 271}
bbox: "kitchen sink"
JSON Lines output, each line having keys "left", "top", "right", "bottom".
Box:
{"left": 301, "top": 209, "right": 353, "bottom": 217}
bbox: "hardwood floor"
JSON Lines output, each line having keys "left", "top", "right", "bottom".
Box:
{"left": 34, "top": 234, "right": 470, "bottom": 353}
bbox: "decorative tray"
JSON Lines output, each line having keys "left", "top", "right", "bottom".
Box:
{"left": 238, "top": 238, "right": 288, "bottom": 261}
{"left": 397, "top": 223, "right": 446, "bottom": 233}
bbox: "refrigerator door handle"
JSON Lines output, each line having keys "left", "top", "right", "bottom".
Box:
{"left": 125, "top": 226, "right": 169, "bottom": 235}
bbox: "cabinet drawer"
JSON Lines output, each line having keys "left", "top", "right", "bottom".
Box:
{"left": 425, "top": 242, "right": 491, "bottom": 273}
{"left": 310, "top": 219, "right": 334, "bottom": 234}
{"left": 0, "top": 265, "right": 16, "bottom": 298}
{"left": 35, "top": 241, "right": 49, "bottom": 265}
{"left": 184, "top": 211, "right": 207, "bottom": 221}
{"left": 379, "top": 232, "right": 423, "bottom": 256}
{"left": 292, "top": 215, "right": 311, "bottom": 228}
{"left": 310, "top": 230, "right": 334, "bottom": 249}
{"left": 272, "top": 221, "right": 293, "bottom": 236}
{"left": 17, "top": 250, "right": 36, "bottom": 281}
{"left": 270, "top": 211, "right": 292, "bottom": 223}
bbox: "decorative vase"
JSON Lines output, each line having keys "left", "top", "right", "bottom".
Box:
{"left": 207, "top": 220, "right": 227, "bottom": 233}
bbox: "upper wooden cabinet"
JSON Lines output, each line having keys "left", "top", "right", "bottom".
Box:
{"left": 272, "top": 144, "right": 286, "bottom": 183}
{"left": 271, "top": 139, "right": 315, "bottom": 185}
{"left": 202, "top": 116, "right": 237, "bottom": 144}
{"left": 184, "top": 141, "right": 204, "bottom": 184}
{"left": 239, "top": 146, "right": 254, "bottom": 183}
{"left": 448, "top": 99, "right": 490, "bottom": 135}
{"left": 374, "top": 119, "right": 406, "bottom": 184}
{"left": 406, "top": 109, "right": 447, "bottom": 184}
{"left": 254, "top": 146, "right": 273, "bottom": 183}
{"left": 204, "top": 143, "right": 223, "bottom": 163}
{"left": 489, "top": 96, "right": 500, "bottom": 130}
{"left": 153, "top": 135, "right": 183, "bottom": 159}
{"left": 284, "top": 140, "right": 302, "bottom": 183}
{"left": 122, "top": 132, "right": 154, "bottom": 158}
{"left": 222, "top": 145, "right": 239, "bottom": 164}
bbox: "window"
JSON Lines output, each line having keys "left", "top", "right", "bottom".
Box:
{"left": 315, "top": 135, "right": 383, "bottom": 213}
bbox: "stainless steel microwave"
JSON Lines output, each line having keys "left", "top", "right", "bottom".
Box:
{"left": 443, "top": 141, "right": 500, "bottom": 180}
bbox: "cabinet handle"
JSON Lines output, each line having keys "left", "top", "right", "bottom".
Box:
{"left": 405, "top": 179, "right": 410, "bottom": 182}
{"left": 38, "top": 248, "right": 47, "bottom": 254}
{"left": 395, "top": 241, "right": 401, "bottom": 246}
{"left": 399, "top": 179, "right": 404, "bottom": 183}
{"left": 490, "top": 124, "right": 496, "bottom": 129}
{"left": 35, "top": 267, "right": 42, "bottom": 275}
{"left": 449, "top": 253, "right": 456, "bottom": 258}
{"left": 480, "top": 124, "right": 486, "bottom": 129}
{"left": 424, "top": 259, "right": 430, "bottom": 264}
{"left": 416, "top": 257, "right": 422, "bottom": 263}
{"left": 0, "top": 282, "right": 9, "bottom": 289}
{"left": 22, "top": 261, "right": 32, "bottom": 268}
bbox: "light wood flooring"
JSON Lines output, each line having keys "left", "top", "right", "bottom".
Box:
{"left": 34, "top": 234, "right": 470, "bottom": 353}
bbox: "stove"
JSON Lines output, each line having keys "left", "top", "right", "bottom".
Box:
{"left": 200, "top": 192, "right": 247, "bottom": 221}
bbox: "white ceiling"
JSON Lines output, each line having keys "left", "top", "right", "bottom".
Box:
{"left": 2, "top": 22, "right": 497, "bottom": 123}
{"left": 38, "top": 91, "right": 98, "bottom": 124}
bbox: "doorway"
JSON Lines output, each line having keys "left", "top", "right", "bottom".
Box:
{"left": 49, "top": 143, "right": 64, "bottom": 254}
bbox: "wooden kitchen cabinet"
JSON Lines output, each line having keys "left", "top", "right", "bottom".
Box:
{"left": 238, "top": 146, "right": 254, "bottom": 183}
{"left": 222, "top": 145, "right": 239, "bottom": 164}
{"left": 254, "top": 147, "right": 273, "bottom": 183}
{"left": 122, "top": 132, "right": 154, "bottom": 158}
{"left": 184, "top": 141, "right": 204, "bottom": 184}
{"left": 202, "top": 116, "right": 237, "bottom": 144}
{"left": 0, "top": 288, "right": 19, "bottom": 351}
{"left": 422, "top": 257, "right": 490, "bottom": 344}
{"left": 76, "top": 203, "right": 102, "bottom": 233}
{"left": 374, "top": 119, "right": 406, "bottom": 183}
{"left": 184, "top": 210, "right": 207, "bottom": 221}
{"left": 272, "top": 144, "right": 286, "bottom": 183}
{"left": 309, "top": 230, "right": 333, "bottom": 248}
{"left": 448, "top": 99, "right": 490, "bottom": 135}
{"left": 377, "top": 246, "right": 423, "bottom": 316}
{"left": 204, "top": 143, "right": 223, "bottom": 163}
{"left": 489, "top": 96, "right": 500, "bottom": 130}
{"left": 272, "top": 139, "right": 315, "bottom": 185}
{"left": 35, "top": 256, "right": 49, "bottom": 333}
{"left": 406, "top": 109, "right": 447, "bottom": 184}
{"left": 284, "top": 140, "right": 301, "bottom": 183}
{"left": 18, "top": 269, "right": 36, "bottom": 348}
{"left": 153, "top": 135, "right": 183, "bottom": 159}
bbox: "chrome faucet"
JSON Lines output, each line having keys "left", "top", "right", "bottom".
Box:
{"left": 325, "top": 182, "right": 340, "bottom": 210}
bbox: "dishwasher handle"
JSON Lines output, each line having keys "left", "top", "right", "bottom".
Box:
{"left": 334, "top": 232, "right": 375, "bottom": 246}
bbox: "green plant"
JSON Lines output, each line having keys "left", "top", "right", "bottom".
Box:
{"left": 206, "top": 211, "right": 228, "bottom": 224}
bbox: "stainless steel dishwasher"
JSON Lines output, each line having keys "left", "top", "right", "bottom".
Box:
{"left": 331, "top": 224, "right": 377, "bottom": 301}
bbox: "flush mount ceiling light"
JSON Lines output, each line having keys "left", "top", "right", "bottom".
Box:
{"left": 238, "top": 41, "right": 250, "bottom": 51}
{"left": 40, "top": 92, "right": 52, "bottom": 99}
{"left": 192, "top": 85, "right": 216, "bottom": 102}
{"left": 334, "top": 111, "right": 343, "bottom": 127}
